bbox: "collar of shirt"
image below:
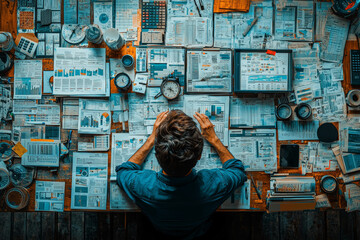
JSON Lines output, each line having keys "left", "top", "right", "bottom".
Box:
{"left": 156, "top": 170, "right": 198, "bottom": 186}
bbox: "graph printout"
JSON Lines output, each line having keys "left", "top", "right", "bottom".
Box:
{"left": 14, "top": 60, "right": 42, "bottom": 99}
{"left": 53, "top": 48, "right": 106, "bottom": 96}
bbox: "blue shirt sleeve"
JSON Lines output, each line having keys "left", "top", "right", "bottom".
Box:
{"left": 116, "top": 161, "right": 142, "bottom": 201}
{"left": 218, "top": 159, "right": 247, "bottom": 195}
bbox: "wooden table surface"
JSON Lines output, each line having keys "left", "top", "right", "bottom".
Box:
{"left": 0, "top": 0, "right": 359, "bottom": 212}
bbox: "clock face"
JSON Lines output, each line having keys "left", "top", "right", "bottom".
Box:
{"left": 296, "top": 104, "right": 312, "bottom": 119}
{"left": 277, "top": 104, "right": 292, "bottom": 120}
{"left": 322, "top": 176, "right": 337, "bottom": 193}
{"left": 161, "top": 80, "right": 180, "bottom": 100}
{"left": 62, "top": 24, "right": 86, "bottom": 44}
{"left": 115, "top": 73, "right": 130, "bottom": 89}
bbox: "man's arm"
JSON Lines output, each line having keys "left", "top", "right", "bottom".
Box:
{"left": 128, "top": 110, "right": 169, "bottom": 165}
{"left": 193, "top": 112, "right": 234, "bottom": 164}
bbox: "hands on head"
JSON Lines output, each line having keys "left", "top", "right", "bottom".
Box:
{"left": 151, "top": 110, "right": 169, "bottom": 136}
{"left": 193, "top": 112, "right": 219, "bottom": 145}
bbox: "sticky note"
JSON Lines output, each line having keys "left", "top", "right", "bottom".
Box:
{"left": 12, "top": 142, "right": 28, "bottom": 157}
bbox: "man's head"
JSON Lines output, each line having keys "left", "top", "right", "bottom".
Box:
{"left": 155, "top": 110, "right": 204, "bottom": 177}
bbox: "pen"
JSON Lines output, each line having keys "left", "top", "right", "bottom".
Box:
{"left": 249, "top": 174, "right": 262, "bottom": 200}
{"left": 243, "top": 17, "right": 259, "bottom": 37}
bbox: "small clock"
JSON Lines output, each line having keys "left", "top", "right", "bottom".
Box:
{"left": 62, "top": 24, "right": 86, "bottom": 45}
{"left": 114, "top": 72, "right": 131, "bottom": 91}
{"left": 155, "top": 76, "right": 181, "bottom": 100}
{"left": 295, "top": 103, "right": 312, "bottom": 120}
{"left": 320, "top": 175, "right": 338, "bottom": 194}
{"left": 276, "top": 103, "right": 292, "bottom": 120}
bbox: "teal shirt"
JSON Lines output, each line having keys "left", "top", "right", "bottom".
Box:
{"left": 116, "top": 159, "right": 247, "bottom": 239}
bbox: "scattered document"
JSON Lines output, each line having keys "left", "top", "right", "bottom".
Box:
{"left": 277, "top": 121, "right": 319, "bottom": 141}
{"left": 115, "top": 0, "right": 139, "bottom": 38}
{"left": 21, "top": 139, "right": 60, "bottom": 167}
{"left": 186, "top": 50, "right": 232, "bottom": 93}
{"left": 229, "top": 129, "right": 277, "bottom": 172}
{"left": 344, "top": 184, "right": 360, "bottom": 212}
{"left": 14, "top": 60, "right": 42, "bottom": 100}
{"left": 136, "top": 47, "right": 147, "bottom": 72}
{"left": 0, "top": 85, "right": 12, "bottom": 121}
{"left": 35, "top": 181, "right": 65, "bottom": 212}
{"left": 78, "top": 99, "right": 111, "bottom": 135}
{"left": 53, "top": 48, "right": 106, "bottom": 96}
{"left": 71, "top": 152, "right": 108, "bottom": 210}
{"left": 78, "top": 135, "right": 110, "bottom": 152}
{"left": 93, "top": 2, "right": 113, "bottom": 31}
{"left": 230, "top": 97, "right": 276, "bottom": 128}
{"left": 132, "top": 74, "right": 148, "bottom": 94}
{"left": 110, "top": 182, "right": 138, "bottom": 210}
{"left": 62, "top": 98, "right": 79, "bottom": 130}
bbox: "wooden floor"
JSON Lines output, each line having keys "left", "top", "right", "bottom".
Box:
{"left": 0, "top": 210, "right": 358, "bottom": 240}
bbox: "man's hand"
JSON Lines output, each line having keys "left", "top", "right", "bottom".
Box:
{"left": 193, "top": 112, "right": 219, "bottom": 145}
{"left": 151, "top": 110, "right": 169, "bottom": 137}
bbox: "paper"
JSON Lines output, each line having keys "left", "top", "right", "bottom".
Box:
{"left": 14, "top": 60, "right": 42, "bottom": 100}
{"left": 315, "top": 2, "right": 332, "bottom": 41}
{"left": 214, "top": 2, "right": 273, "bottom": 49}
{"left": 62, "top": 98, "right": 79, "bottom": 130}
{"left": 344, "top": 184, "right": 360, "bottom": 212}
{"left": 184, "top": 95, "right": 229, "bottom": 146}
{"left": 36, "top": 33, "right": 60, "bottom": 57}
{"left": 94, "top": 2, "right": 113, "bottom": 31}
{"left": 21, "top": 139, "right": 60, "bottom": 167}
{"left": 136, "top": 47, "right": 147, "bottom": 73}
{"left": 0, "top": 85, "right": 12, "bottom": 121}
{"left": 111, "top": 133, "right": 160, "bottom": 180}
{"left": 315, "top": 194, "right": 331, "bottom": 208}
{"left": 17, "top": 7, "right": 35, "bottom": 33}
{"left": 35, "top": 181, "right": 65, "bottom": 212}
{"left": 274, "top": 0, "right": 314, "bottom": 41}
{"left": 115, "top": 0, "right": 139, "bottom": 33}
{"left": 26, "top": 104, "right": 61, "bottom": 125}
{"left": 78, "top": 99, "right": 111, "bottom": 135}
{"left": 220, "top": 180, "right": 250, "bottom": 209}
{"left": 77, "top": 0, "right": 90, "bottom": 25}
{"left": 78, "top": 135, "right": 110, "bottom": 152}
{"left": 230, "top": 97, "right": 276, "bottom": 128}
{"left": 229, "top": 129, "right": 277, "bottom": 172}
{"left": 53, "top": 48, "right": 106, "bottom": 96}
{"left": 43, "top": 71, "right": 53, "bottom": 94}
{"left": 277, "top": 121, "right": 319, "bottom": 141}
{"left": 110, "top": 182, "right": 138, "bottom": 210}
{"left": 132, "top": 74, "right": 148, "bottom": 94}
{"left": 147, "top": 48, "right": 185, "bottom": 86}
{"left": 186, "top": 50, "right": 232, "bottom": 93}
{"left": 71, "top": 152, "right": 108, "bottom": 210}
{"left": 63, "top": 0, "right": 77, "bottom": 24}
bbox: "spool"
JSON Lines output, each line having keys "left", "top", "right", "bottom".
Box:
{"left": 0, "top": 32, "right": 15, "bottom": 51}
{"left": 346, "top": 89, "right": 360, "bottom": 107}
{"left": 86, "top": 24, "right": 103, "bottom": 44}
{"left": 103, "top": 28, "right": 124, "bottom": 50}
{"left": 5, "top": 187, "right": 30, "bottom": 210}
{"left": 0, "top": 161, "right": 10, "bottom": 190}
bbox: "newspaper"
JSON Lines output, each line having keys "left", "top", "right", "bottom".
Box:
{"left": 78, "top": 99, "right": 111, "bottom": 135}
{"left": 184, "top": 95, "right": 229, "bottom": 146}
{"left": 277, "top": 121, "right": 319, "bottom": 141}
{"left": 186, "top": 50, "right": 232, "bottom": 93}
{"left": 25, "top": 104, "right": 61, "bottom": 125}
{"left": 71, "top": 152, "right": 108, "bottom": 210}
{"left": 220, "top": 180, "right": 251, "bottom": 209}
{"left": 78, "top": 135, "right": 110, "bottom": 152}
{"left": 132, "top": 74, "right": 148, "bottom": 94}
{"left": 315, "top": 2, "right": 332, "bottom": 41}
{"left": 21, "top": 139, "right": 60, "bottom": 167}
{"left": 53, "top": 48, "right": 106, "bottom": 96}
{"left": 93, "top": 2, "right": 113, "bottom": 31}
{"left": 147, "top": 48, "right": 185, "bottom": 86}
{"left": 14, "top": 60, "right": 42, "bottom": 100}
{"left": 111, "top": 133, "right": 160, "bottom": 180}
{"left": 229, "top": 129, "right": 277, "bottom": 172}
{"left": 230, "top": 97, "right": 276, "bottom": 128}
{"left": 166, "top": 0, "right": 214, "bottom": 47}
{"left": 310, "top": 92, "right": 346, "bottom": 122}
{"left": 274, "top": 0, "right": 314, "bottom": 41}
{"left": 110, "top": 182, "right": 139, "bottom": 210}
{"left": 195, "top": 142, "right": 222, "bottom": 170}
{"left": 115, "top": 0, "right": 139, "bottom": 33}
{"left": 77, "top": 0, "right": 90, "bottom": 25}
{"left": 62, "top": 98, "right": 79, "bottom": 130}
{"left": 35, "top": 181, "right": 65, "bottom": 212}
{"left": 344, "top": 184, "right": 360, "bottom": 212}
{"left": 214, "top": 1, "right": 273, "bottom": 48}
{"left": 0, "top": 85, "right": 12, "bottom": 121}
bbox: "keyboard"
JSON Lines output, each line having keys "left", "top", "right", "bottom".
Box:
{"left": 141, "top": 1, "right": 166, "bottom": 29}
{"left": 350, "top": 50, "right": 360, "bottom": 85}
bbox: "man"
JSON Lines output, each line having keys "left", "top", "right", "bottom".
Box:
{"left": 116, "top": 110, "right": 247, "bottom": 239}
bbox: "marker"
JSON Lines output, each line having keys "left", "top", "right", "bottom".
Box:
{"left": 243, "top": 17, "right": 259, "bottom": 37}
{"left": 249, "top": 174, "right": 262, "bottom": 200}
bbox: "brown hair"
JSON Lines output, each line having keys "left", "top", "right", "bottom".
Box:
{"left": 155, "top": 110, "right": 204, "bottom": 177}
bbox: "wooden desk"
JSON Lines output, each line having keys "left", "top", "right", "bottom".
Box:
{"left": 0, "top": 0, "right": 358, "bottom": 212}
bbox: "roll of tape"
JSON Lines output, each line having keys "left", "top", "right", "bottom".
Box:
{"left": 346, "top": 89, "right": 360, "bottom": 107}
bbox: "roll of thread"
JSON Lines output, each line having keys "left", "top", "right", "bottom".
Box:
{"left": 104, "top": 28, "right": 124, "bottom": 50}
{"left": 86, "top": 25, "right": 103, "bottom": 44}
{"left": 5, "top": 187, "right": 30, "bottom": 210}
{"left": 346, "top": 89, "right": 360, "bottom": 107}
{"left": 0, "top": 32, "right": 14, "bottom": 51}
{"left": 0, "top": 161, "right": 10, "bottom": 190}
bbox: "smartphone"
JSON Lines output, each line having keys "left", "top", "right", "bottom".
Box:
{"left": 280, "top": 144, "right": 299, "bottom": 168}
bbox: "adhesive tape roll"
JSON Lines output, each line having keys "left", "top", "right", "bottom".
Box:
{"left": 346, "top": 89, "right": 360, "bottom": 107}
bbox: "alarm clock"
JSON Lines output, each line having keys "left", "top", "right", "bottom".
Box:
{"left": 114, "top": 72, "right": 131, "bottom": 91}
{"left": 320, "top": 175, "right": 338, "bottom": 194}
{"left": 295, "top": 103, "right": 312, "bottom": 120}
{"left": 276, "top": 103, "right": 292, "bottom": 120}
{"left": 62, "top": 24, "right": 86, "bottom": 45}
{"left": 154, "top": 76, "right": 181, "bottom": 100}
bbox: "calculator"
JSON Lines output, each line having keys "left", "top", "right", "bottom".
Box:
{"left": 141, "top": 0, "right": 166, "bottom": 29}
{"left": 350, "top": 50, "right": 360, "bottom": 85}
{"left": 17, "top": 36, "right": 38, "bottom": 58}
